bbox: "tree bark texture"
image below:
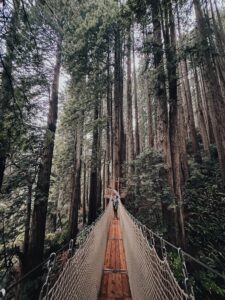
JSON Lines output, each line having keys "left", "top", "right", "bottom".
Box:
{"left": 163, "top": 0, "right": 186, "bottom": 247}
{"left": 126, "top": 29, "right": 135, "bottom": 165}
{"left": 0, "top": 0, "right": 20, "bottom": 191}
{"left": 193, "top": 0, "right": 225, "bottom": 183}
{"left": 88, "top": 100, "right": 99, "bottom": 224}
{"left": 69, "top": 117, "right": 83, "bottom": 239}
{"left": 132, "top": 30, "right": 140, "bottom": 157}
{"left": 27, "top": 38, "right": 62, "bottom": 269}
{"left": 113, "top": 26, "right": 125, "bottom": 185}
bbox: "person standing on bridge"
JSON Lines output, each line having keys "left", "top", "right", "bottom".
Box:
{"left": 112, "top": 195, "right": 119, "bottom": 219}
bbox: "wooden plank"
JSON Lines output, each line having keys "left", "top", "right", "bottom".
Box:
{"left": 104, "top": 240, "right": 112, "bottom": 269}
{"left": 115, "top": 240, "right": 121, "bottom": 270}
{"left": 114, "top": 219, "right": 118, "bottom": 237}
{"left": 115, "top": 220, "right": 118, "bottom": 239}
{"left": 117, "top": 221, "right": 122, "bottom": 239}
{"left": 122, "top": 273, "right": 132, "bottom": 297}
{"left": 107, "top": 273, "right": 124, "bottom": 298}
{"left": 119, "top": 239, "right": 127, "bottom": 269}
{"left": 108, "top": 221, "right": 113, "bottom": 239}
{"left": 115, "top": 273, "right": 123, "bottom": 297}
{"left": 98, "top": 216, "right": 132, "bottom": 300}
{"left": 112, "top": 220, "right": 115, "bottom": 238}
{"left": 107, "top": 273, "right": 117, "bottom": 298}
{"left": 110, "top": 239, "right": 116, "bottom": 269}
{"left": 99, "top": 273, "right": 108, "bottom": 297}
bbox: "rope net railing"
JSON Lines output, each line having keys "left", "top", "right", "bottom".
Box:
{"left": 119, "top": 202, "right": 194, "bottom": 300}
{"left": 42, "top": 203, "right": 112, "bottom": 300}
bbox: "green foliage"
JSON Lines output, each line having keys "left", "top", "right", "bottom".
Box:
{"left": 125, "top": 149, "right": 174, "bottom": 233}
{"left": 1, "top": 1, "right": 225, "bottom": 299}
{"left": 195, "top": 272, "right": 225, "bottom": 298}
{"left": 45, "top": 229, "right": 68, "bottom": 253}
{"left": 168, "top": 253, "right": 184, "bottom": 284}
{"left": 184, "top": 150, "right": 225, "bottom": 299}
{"left": 0, "top": 0, "right": 65, "bottom": 286}
{"left": 63, "top": 0, "right": 118, "bottom": 79}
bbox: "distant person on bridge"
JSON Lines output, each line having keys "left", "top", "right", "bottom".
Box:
{"left": 112, "top": 195, "right": 119, "bottom": 219}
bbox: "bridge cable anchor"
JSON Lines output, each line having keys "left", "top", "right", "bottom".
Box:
{"left": 160, "top": 237, "right": 167, "bottom": 260}
{"left": 149, "top": 230, "right": 155, "bottom": 248}
{"left": 0, "top": 289, "right": 6, "bottom": 299}
{"left": 39, "top": 252, "right": 56, "bottom": 300}
{"left": 68, "top": 239, "right": 74, "bottom": 259}
{"left": 178, "top": 248, "right": 194, "bottom": 297}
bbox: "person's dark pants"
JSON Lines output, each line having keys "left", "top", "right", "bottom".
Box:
{"left": 113, "top": 207, "right": 118, "bottom": 219}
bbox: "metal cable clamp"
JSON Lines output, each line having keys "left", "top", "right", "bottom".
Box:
{"left": 149, "top": 230, "right": 155, "bottom": 248}
{"left": 178, "top": 248, "right": 194, "bottom": 298}
{"left": 160, "top": 237, "right": 167, "bottom": 259}
{"left": 0, "top": 289, "right": 6, "bottom": 299}
{"left": 39, "top": 252, "right": 56, "bottom": 300}
{"left": 68, "top": 239, "right": 74, "bottom": 259}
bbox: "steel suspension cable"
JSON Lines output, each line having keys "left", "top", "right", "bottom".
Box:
{"left": 128, "top": 210, "right": 225, "bottom": 281}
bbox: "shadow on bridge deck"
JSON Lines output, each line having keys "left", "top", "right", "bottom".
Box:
{"left": 98, "top": 218, "right": 132, "bottom": 300}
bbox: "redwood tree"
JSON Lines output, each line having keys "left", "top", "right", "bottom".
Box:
{"left": 27, "top": 38, "right": 62, "bottom": 270}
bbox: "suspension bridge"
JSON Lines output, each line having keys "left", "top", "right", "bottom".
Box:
{"left": 2, "top": 188, "right": 225, "bottom": 300}
{"left": 39, "top": 190, "right": 194, "bottom": 300}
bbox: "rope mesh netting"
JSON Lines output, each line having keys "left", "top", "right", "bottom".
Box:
{"left": 44, "top": 203, "right": 112, "bottom": 300}
{"left": 41, "top": 196, "right": 194, "bottom": 300}
{"left": 119, "top": 203, "right": 194, "bottom": 300}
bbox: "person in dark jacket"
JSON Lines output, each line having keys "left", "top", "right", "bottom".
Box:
{"left": 112, "top": 195, "right": 119, "bottom": 219}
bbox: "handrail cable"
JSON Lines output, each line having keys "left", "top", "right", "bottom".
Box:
{"left": 1, "top": 190, "right": 224, "bottom": 300}
{"left": 0, "top": 207, "right": 108, "bottom": 298}
{"left": 109, "top": 187, "right": 225, "bottom": 281}
{"left": 129, "top": 211, "right": 225, "bottom": 281}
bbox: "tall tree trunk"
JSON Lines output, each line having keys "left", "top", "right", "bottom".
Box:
{"left": 213, "top": 0, "right": 225, "bottom": 48}
{"left": 106, "top": 42, "right": 112, "bottom": 187}
{"left": 199, "top": 67, "right": 215, "bottom": 144}
{"left": 151, "top": 0, "right": 175, "bottom": 243}
{"left": 69, "top": 116, "right": 83, "bottom": 239}
{"left": 193, "top": 0, "right": 225, "bottom": 183}
{"left": 120, "top": 49, "right": 126, "bottom": 179}
{"left": 132, "top": 30, "right": 140, "bottom": 157}
{"left": 113, "top": 25, "right": 125, "bottom": 187}
{"left": 139, "top": 103, "right": 146, "bottom": 151}
{"left": 102, "top": 151, "right": 106, "bottom": 210}
{"left": 86, "top": 167, "right": 90, "bottom": 207}
{"left": 163, "top": 0, "right": 186, "bottom": 247}
{"left": 146, "top": 79, "right": 154, "bottom": 148}
{"left": 97, "top": 99, "right": 102, "bottom": 210}
{"left": 143, "top": 26, "right": 155, "bottom": 148}
{"left": 208, "top": 0, "right": 225, "bottom": 95}
{"left": 126, "top": 28, "right": 135, "bottom": 166}
{"left": 178, "top": 64, "right": 189, "bottom": 144}
{"left": 82, "top": 162, "right": 87, "bottom": 225}
{"left": 27, "top": 38, "right": 62, "bottom": 269}
{"left": 177, "top": 7, "right": 201, "bottom": 162}
{"left": 113, "top": 26, "right": 120, "bottom": 185}
{"left": 88, "top": 100, "right": 99, "bottom": 224}
{"left": 0, "top": 0, "right": 20, "bottom": 191}
{"left": 194, "top": 66, "right": 210, "bottom": 156}
{"left": 151, "top": 1, "right": 170, "bottom": 166}
{"left": 22, "top": 180, "right": 33, "bottom": 274}
{"left": 182, "top": 59, "right": 201, "bottom": 162}
{"left": 51, "top": 180, "right": 61, "bottom": 233}
{"left": 177, "top": 79, "right": 189, "bottom": 182}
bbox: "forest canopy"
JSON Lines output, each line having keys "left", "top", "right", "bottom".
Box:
{"left": 0, "top": 0, "right": 225, "bottom": 299}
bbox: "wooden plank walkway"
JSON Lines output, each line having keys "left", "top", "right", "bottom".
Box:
{"left": 98, "top": 217, "right": 132, "bottom": 300}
